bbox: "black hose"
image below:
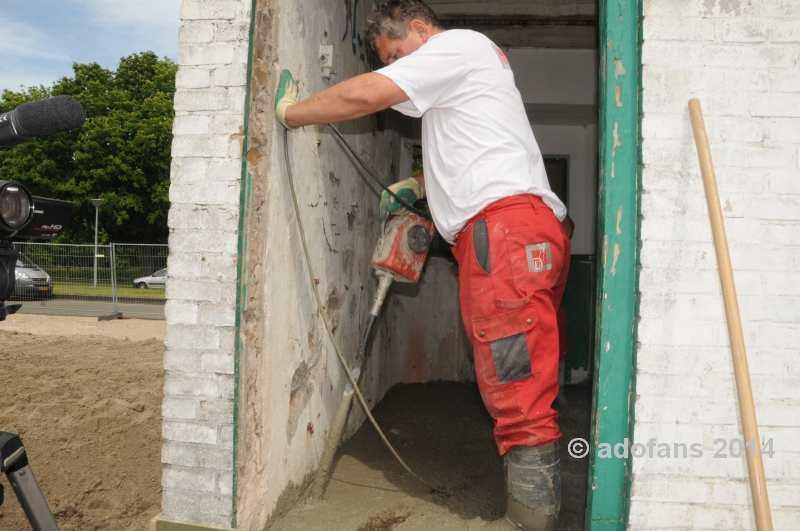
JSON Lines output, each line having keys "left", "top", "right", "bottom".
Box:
{"left": 327, "top": 123, "right": 433, "bottom": 220}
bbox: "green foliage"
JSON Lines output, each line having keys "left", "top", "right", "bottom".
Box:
{"left": 411, "top": 157, "right": 423, "bottom": 176}
{"left": 0, "top": 52, "right": 177, "bottom": 243}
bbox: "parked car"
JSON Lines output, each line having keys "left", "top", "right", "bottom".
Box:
{"left": 13, "top": 254, "right": 53, "bottom": 300}
{"left": 133, "top": 268, "right": 167, "bottom": 289}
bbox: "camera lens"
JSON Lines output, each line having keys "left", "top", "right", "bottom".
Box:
{"left": 0, "top": 182, "right": 33, "bottom": 229}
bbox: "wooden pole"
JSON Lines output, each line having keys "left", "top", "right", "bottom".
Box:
{"left": 688, "top": 98, "right": 773, "bottom": 531}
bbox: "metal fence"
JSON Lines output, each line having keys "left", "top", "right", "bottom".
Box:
{"left": 11, "top": 242, "right": 168, "bottom": 319}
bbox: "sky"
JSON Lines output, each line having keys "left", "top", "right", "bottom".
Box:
{"left": 0, "top": 0, "right": 182, "bottom": 94}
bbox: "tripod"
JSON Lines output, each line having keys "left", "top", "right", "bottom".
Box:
{"left": 0, "top": 432, "right": 60, "bottom": 531}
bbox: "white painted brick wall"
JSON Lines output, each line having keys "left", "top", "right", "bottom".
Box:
{"left": 162, "top": 0, "right": 251, "bottom": 527}
{"left": 634, "top": 1, "right": 800, "bottom": 528}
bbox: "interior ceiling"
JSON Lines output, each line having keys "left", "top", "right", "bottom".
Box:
{"left": 430, "top": 0, "right": 598, "bottom": 49}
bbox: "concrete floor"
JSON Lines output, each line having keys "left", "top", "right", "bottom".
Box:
{"left": 267, "top": 382, "right": 591, "bottom": 531}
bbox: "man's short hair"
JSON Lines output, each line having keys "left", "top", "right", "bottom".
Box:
{"left": 365, "top": 0, "right": 442, "bottom": 53}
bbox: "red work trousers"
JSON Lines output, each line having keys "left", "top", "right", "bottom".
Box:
{"left": 452, "top": 195, "right": 571, "bottom": 456}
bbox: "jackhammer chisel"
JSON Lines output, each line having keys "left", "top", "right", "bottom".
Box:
{"left": 310, "top": 212, "right": 434, "bottom": 498}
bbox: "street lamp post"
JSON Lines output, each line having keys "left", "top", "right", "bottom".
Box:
{"left": 91, "top": 199, "right": 104, "bottom": 289}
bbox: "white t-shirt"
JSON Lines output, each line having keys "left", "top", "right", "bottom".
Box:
{"left": 376, "top": 29, "right": 567, "bottom": 243}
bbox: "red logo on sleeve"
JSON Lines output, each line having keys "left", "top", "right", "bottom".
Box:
{"left": 492, "top": 43, "right": 511, "bottom": 70}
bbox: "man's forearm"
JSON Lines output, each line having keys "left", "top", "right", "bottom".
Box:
{"left": 285, "top": 72, "right": 409, "bottom": 127}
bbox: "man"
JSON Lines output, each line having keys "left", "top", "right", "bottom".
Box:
{"left": 274, "top": 1, "right": 570, "bottom": 529}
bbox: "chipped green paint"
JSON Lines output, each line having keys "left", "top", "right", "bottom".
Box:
{"left": 231, "top": 0, "right": 258, "bottom": 526}
{"left": 585, "top": 0, "right": 641, "bottom": 530}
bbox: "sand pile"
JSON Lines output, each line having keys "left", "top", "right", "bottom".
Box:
{"left": 0, "top": 326, "right": 164, "bottom": 531}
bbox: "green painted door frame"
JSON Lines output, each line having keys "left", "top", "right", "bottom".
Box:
{"left": 585, "top": 0, "right": 641, "bottom": 530}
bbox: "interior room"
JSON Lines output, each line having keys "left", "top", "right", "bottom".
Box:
{"left": 257, "top": 1, "right": 600, "bottom": 529}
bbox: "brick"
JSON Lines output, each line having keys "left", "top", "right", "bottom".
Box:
{"left": 721, "top": 19, "right": 767, "bottom": 43}
{"left": 167, "top": 207, "right": 204, "bottom": 231}
{"left": 164, "top": 374, "right": 232, "bottom": 399}
{"left": 162, "top": 489, "right": 231, "bottom": 528}
{"left": 772, "top": 19, "right": 800, "bottom": 43}
{"left": 174, "top": 89, "right": 229, "bottom": 112}
{"left": 750, "top": 348, "right": 800, "bottom": 376}
{"left": 162, "top": 441, "right": 233, "bottom": 470}
{"left": 642, "top": 42, "right": 704, "bottom": 67}
{"left": 179, "top": 43, "right": 240, "bottom": 66}
{"left": 636, "top": 345, "right": 732, "bottom": 375}
{"left": 628, "top": 501, "right": 692, "bottom": 528}
{"left": 752, "top": 93, "right": 800, "bottom": 117}
{"left": 163, "top": 466, "right": 218, "bottom": 493}
{"left": 163, "top": 397, "right": 198, "bottom": 420}
{"left": 218, "top": 425, "right": 234, "bottom": 447}
{"left": 769, "top": 70, "right": 800, "bottom": 94}
{"left": 168, "top": 230, "right": 239, "bottom": 255}
{"left": 198, "top": 351, "right": 235, "bottom": 374}
{"left": 768, "top": 170, "right": 800, "bottom": 194}
{"left": 210, "top": 113, "right": 245, "bottom": 135}
{"left": 750, "top": 195, "right": 800, "bottom": 220}
{"left": 173, "top": 115, "right": 211, "bottom": 135}
{"left": 768, "top": 120, "right": 800, "bottom": 144}
{"left": 207, "top": 159, "right": 243, "bottom": 181}
{"left": 631, "top": 478, "right": 709, "bottom": 503}
{"left": 198, "top": 398, "right": 234, "bottom": 423}
{"left": 642, "top": 16, "right": 715, "bottom": 41}
{"left": 179, "top": 22, "right": 216, "bottom": 44}
{"left": 180, "top": 1, "right": 240, "bottom": 20}
{"left": 693, "top": 400, "right": 739, "bottom": 425}
{"left": 722, "top": 70, "right": 769, "bottom": 93}
{"left": 163, "top": 349, "right": 199, "bottom": 372}
{"left": 215, "top": 22, "right": 250, "bottom": 41}
{"left": 163, "top": 420, "right": 218, "bottom": 445}
{"left": 171, "top": 157, "right": 208, "bottom": 182}
{"left": 638, "top": 373, "right": 713, "bottom": 398}
{"left": 713, "top": 143, "right": 795, "bottom": 169}
{"left": 212, "top": 65, "right": 247, "bottom": 87}
{"left": 199, "top": 304, "right": 237, "bottom": 328}
{"left": 692, "top": 504, "right": 743, "bottom": 529}
{"left": 169, "top": 179, "right": 240, "bottom": 204}
{"left": 634, "top": 396, "right": 695, "bottom": 424}
{"left": 759, "top": 376, "right": 800, "bottom": 402}
{"left": 165, "top": 326, "right": 221, "bottom": 349}
{"left": 175, "top": 68, "right": 211, "bottom": 89}
{"left": 710, "top": 480, "right": 757, "bottom": 506}
{"left": 165, "top": 300, "right": 200, "bottom": 325}
{"left": 217, "top": 471, "right": 233, "bottom": 496}
{"left": 745, "top": 296, "right": 800, "bottom": 323}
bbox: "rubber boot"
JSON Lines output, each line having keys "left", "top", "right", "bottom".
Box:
{"left": 503, "top": 442, "right": 561, "bottom": 531}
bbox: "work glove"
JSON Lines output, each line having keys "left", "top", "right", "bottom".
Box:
{"left": 379, "top": 177, "right": 423, "bottom": 220}
{"left": 274, "top": 69, "right": 300, "bottom": 130}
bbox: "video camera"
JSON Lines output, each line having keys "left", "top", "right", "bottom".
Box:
{"left": 0, "top": 95, "right": 85, "bottom": 531}
{"left": 0, "top": 95, "right": 83, "bottom": 322}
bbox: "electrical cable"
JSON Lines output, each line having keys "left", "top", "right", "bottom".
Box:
{"left": 326, "top": 123, "right": 432, "bottom": 220}
{"left": 282, "top": 128, "right": 446, "bottom": 495}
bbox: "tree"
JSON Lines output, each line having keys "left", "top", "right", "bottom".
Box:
{"left": 0, "top": 52, "right": 177, "bottom": 244}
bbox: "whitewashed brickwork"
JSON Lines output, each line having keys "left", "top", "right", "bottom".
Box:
{"left": 632, "top": 0, "right": 800, "bottom": 528}
{"left": 161, "top": 0, "right": 251, "bottom": 527}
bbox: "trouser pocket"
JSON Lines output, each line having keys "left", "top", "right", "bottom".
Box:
{"left": 472, "top": 305, "right": 538, "bottom": 385}
{"left": 503, "top": 225, "right": 564, "bottom": 296}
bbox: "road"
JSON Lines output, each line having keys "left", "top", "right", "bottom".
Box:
{"left": 13, "top": 298, "right": 165, "bottom": 320}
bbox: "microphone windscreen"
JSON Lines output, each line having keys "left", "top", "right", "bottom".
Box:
{"left": 14, "top": 95, "right": 86, "bottom": 138}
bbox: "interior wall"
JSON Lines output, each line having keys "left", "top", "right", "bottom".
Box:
{"left": 532, "top": 124, "right": 598, "bottom": 255}
{"left": 235, "top": 0, "right": 413, "bottom": 527}
{"left": 507, "top": 48, "right": 599, "bottom": 255}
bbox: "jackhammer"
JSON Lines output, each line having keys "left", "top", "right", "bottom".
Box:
{"left": 310, "top": 212, "right": 434, "bottom": 497}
